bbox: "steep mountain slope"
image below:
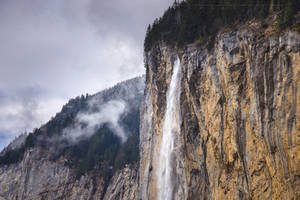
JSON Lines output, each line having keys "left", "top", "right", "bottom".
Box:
{"left": 0, "top": 76, "right": 144, "bottom": 200}
{"left": 139, "top": 4, "right": 300, "bottom": 200}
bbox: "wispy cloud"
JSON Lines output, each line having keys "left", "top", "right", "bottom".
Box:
{"left": 63, "top": 99, "right": 128, "bottom": 143}
{"left": 0, "top": 88, "right": 65, "bottom": 149}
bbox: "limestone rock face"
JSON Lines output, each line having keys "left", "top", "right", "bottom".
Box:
{"left": 0, "top": 147, "right": 138, "bottom": 200}
{"left": 0, "top": 147, "right": 103, "bottom": 200}
{"left": 104, "top": 165, "right": 138, "bottom": 200}
{"left": 139, "top": 21, "right": 300, "bottom": 200}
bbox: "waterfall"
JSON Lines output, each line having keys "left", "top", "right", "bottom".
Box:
{"left": 157, "top": 57, "right": 182, "bottom": 200}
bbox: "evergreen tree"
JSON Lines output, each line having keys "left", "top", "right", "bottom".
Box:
{"left": 144, "top": 0, "right": 299, "bottom": 51}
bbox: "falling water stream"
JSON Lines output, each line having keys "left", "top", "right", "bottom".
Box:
{"left": 157, "top": 58, "right": 182, "bottom": 200}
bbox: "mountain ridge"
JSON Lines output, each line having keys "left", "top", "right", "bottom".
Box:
{"left": 0, "top": 76, "right": 144, "bottom": 200}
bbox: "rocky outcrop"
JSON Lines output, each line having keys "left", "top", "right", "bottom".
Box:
{"left": 0, "top": 147, "right": 138, "bottom": 200}
{"left": 104, "top": 165, "right": 138, "bottom": 200}
{"left": 139, "top": 19, "right": 300, "bottom": 200}
{"left": 0, "top": 147, "right": 104, "bottom": 200}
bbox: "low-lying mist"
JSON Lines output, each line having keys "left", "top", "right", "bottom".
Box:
{"left": 63, "top": 99, "right": 128, "bottom": 143}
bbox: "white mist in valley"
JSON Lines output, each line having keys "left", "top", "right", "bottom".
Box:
{"left": 63, "top": 99, "right": 128, "bottom": 143}
{"left": 157, "top": 58, "right": 182, "bottom": 200}
{"left": 55, "top": 76, "right": 144, "bottom": 145}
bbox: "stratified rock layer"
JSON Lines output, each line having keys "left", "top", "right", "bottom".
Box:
{"left": 139, "top": 20, "right": 300, "bottom": 200}
{"left": 0, "top": 148, "right": 137, "bottom": 200}
{"left": 0, "top": 147, "right": 138, "bottom": 200}
{"left": 0, "top": 147, "right": 104, "bottom": 200}
{"left": 104, "top": 165, "right": 138, "bottom": 200}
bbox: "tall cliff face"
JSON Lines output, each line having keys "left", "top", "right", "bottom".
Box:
{"left": 139, "top": 19, "right": 300, "bottom": 200}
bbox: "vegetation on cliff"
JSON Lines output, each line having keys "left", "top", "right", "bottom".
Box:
{"left": 144, "top": 0, "right": 299, "bottom": 51}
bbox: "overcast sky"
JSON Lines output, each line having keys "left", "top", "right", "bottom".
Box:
{"left": 0, "top": 0, "right": 174, "bottom": 151}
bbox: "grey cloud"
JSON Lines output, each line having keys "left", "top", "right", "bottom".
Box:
{"left": 0, "top": 87, "right": 64, "bottom": 151}
{"left": 0, "top": 0, "right": 173, "bottom": 150}
{"left": 88, "top": 0, "right": 174, "bottom": 45}
{"left": 0, "top": 87, "right": 64, "bottom": 138}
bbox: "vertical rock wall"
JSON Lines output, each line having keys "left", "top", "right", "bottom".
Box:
{"left": 139, "top": 20, "right": 300, "bottom": 200}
